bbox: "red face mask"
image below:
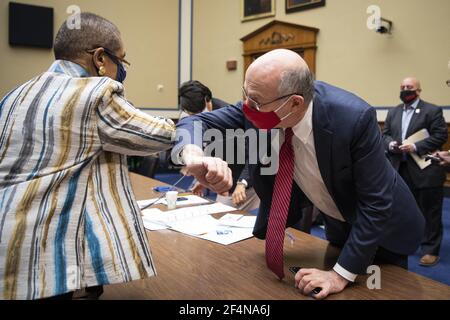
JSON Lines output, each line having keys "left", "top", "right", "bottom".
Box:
{"left": 243, "top": 98, "right": 293, "bottom": 130}
{"left": 243, "top": 103, "right": 280, "bottom": 129}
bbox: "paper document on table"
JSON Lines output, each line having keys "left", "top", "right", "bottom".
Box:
{"left": 141, "top": 202, "right": 250, "bottom": 244}
{"left": 199, "top": 227, "right": 254, "bottom": 245}
{"left": 168, "top": 215, "right": 255, "bottom": 245}
{"left": 141, "top": 208, "right": 168, "bottom": 231}
{"left": 142, "top": 219, "right": 168, "bottom": 231}
{"left": 403, "top": 129, "right": 432, "bottom": 170}
{"left": 141, "top": 203, "right": 238, "bottom": 225}
{"left": 164, "top": 202, "right": 238, "bottom": 217}
{"left": 218, "top": 214, "right": 257, "bottom": 228}
{"left": 137, "top": 195, "right": 210, "bottom": 209}
{"left": 168, "top": 215, "right": 219, "bottom": 236}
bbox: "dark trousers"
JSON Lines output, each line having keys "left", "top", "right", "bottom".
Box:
{"left": 40, "top": 285, "right": 103, "bottom": 300}
{"left": 399, "top": 163, "right": 443, "bottom": 256}
{"left": 40, "top": 291, "right": 74, "bottom": 300}
{"left": 322, "top": 214, "right": 408, "bottom": 270}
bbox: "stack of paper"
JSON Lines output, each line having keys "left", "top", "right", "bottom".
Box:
{"left": 140, "top": 202, "right": 256, "bottom": 245}
{"left": 141, "top": 202, "right": 238, "bottom": 229}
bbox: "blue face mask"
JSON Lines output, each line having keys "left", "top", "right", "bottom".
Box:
{"left": 104, "top": 48, "right": 127, "bottom": 83}
{"left": 115, "top": 62, "right": 127, "bottom": 83}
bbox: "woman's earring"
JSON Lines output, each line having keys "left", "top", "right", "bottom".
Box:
{"left": 98, "top": 66, "right": 106, "bottom": 76}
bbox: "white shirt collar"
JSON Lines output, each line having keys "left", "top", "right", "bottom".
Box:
{"left": 292, "top": 101, "right": 313, "bottom": 144}
{"left": 404, "top": 98, "right": 420, "bottom": 110}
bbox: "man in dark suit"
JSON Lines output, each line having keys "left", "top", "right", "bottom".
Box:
{"left": 383, "top": 77, "right": 447, "bottom": 267}
{"left": 174, "top": 49, "right": 424, "bottom": 299}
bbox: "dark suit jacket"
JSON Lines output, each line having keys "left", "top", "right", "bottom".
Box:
{"left": 382, "top": 100, "right": 447, "bottom": 189}
{"left": 176, "top": 81, "right": 425, "bottom": 275}
{"left": 210, "top": 98, "right": 252, "bottom": 191}
{"left": 211, "top": 97, "right": 229, "bottom": 110}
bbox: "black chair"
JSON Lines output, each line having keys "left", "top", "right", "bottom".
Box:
{"left": 128, "top": 155, "right": 160, "bottom": 179}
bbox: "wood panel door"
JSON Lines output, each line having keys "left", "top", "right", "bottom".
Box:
{"left": 241, "top": 20, "right": 319, "bottom": 75}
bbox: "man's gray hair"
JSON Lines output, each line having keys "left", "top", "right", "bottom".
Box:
{"left": 54, "top": 12, "right": 122, "bottom": 60}
{"left": 278, "top": 67, "right": 315, "bottom": 105}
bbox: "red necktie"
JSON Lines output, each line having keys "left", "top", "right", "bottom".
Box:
{"left": 266, "top": 128, "right": 295, "bottom": 280}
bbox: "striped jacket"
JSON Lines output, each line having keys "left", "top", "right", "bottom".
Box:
{"left": 0, "top": 60, "right": 175, "bottom": 299}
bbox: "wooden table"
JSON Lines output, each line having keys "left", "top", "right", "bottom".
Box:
{"left": 102, "top": 173, "right": 450, "bottom": 300}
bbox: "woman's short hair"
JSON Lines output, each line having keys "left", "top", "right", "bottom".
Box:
{"left": 54, "top": 12, "right": 122, "bottom": 60}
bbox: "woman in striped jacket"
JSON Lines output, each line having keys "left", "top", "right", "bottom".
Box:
{"left": 0, "top": 12, "right": 175, "bottom": 300}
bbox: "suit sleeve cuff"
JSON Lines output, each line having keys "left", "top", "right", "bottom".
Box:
{"left": 333, "top": 263, "right": 358, "bottom": 282}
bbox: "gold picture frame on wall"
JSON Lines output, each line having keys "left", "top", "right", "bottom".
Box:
{"left": 286, "top": 0, "right": 326, "bottom": 13}
{"left": 241, "top": 0, "right": 276, "bottom": 22}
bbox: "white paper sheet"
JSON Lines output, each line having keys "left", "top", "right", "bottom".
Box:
{"left": 168, "top": 215, "right": 255, "bottom": 245}
{"left": 141, "top": 203, "right": 237, "bottom": 226}
{"left": 142, "top": 219, "right": 168, "bottom": 231}
{"left": 162, "top": 202, "right": 238, "bottom": 221}
{"left": 168, "top": 215, "right": 219, "bottom": 236}
{"left": 141, "top": 203, "right": 252, "bottom": 244}
{"left": 199, "top": 226, "right": 254, "bottom": 245}
{"left": 218, "top": 214, "right": 257, "bottom": 228}
{"left": 137, "top": 195, "right": 210, "bottom": 209}
{"left": 141, "top": 208, "right": 168, "bottom": 231}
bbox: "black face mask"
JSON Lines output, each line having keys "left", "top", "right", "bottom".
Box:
{"left": 400, "top": 90, "right": 418, "bottom": 104}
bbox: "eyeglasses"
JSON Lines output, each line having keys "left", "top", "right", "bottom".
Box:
{"left": 242, "top": 86, "right": 300, "bottom": 111}
{"left": 87, "top": 48, "right": 131, "bottom": 69}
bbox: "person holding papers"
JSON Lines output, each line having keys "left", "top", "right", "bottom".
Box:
{"left": 176, "top": 49, "right": 425, "bottom": 299}
{"left": 383, "top": 77, "right": 447, "bottom": 267}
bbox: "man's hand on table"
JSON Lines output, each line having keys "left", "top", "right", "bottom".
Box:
{"left": 295, "top": 268, "right": 349, "bottom": 300}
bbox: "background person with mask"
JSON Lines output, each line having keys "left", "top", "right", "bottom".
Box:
{"left": 0, "top": 12, "right": 177, "bottom": 300}
{"left": 175, "top": 49, "right": 425, "bottom": 299}
{"left": 178, "top": 80, "right": 260, "bottom": 211}
{"left": 383, "top": 77, "right": 447, "bottom": 267}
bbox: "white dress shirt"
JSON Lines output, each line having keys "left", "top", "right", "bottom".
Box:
{"left": 281, "top": 102, "right": 357, "bottom": 282}
{"left": 388, "top": 98, "right": 420, "bottom": 152}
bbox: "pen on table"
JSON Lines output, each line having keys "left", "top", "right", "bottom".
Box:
{"left": 286, "top": 231, "right": 296, "bottom": 246}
